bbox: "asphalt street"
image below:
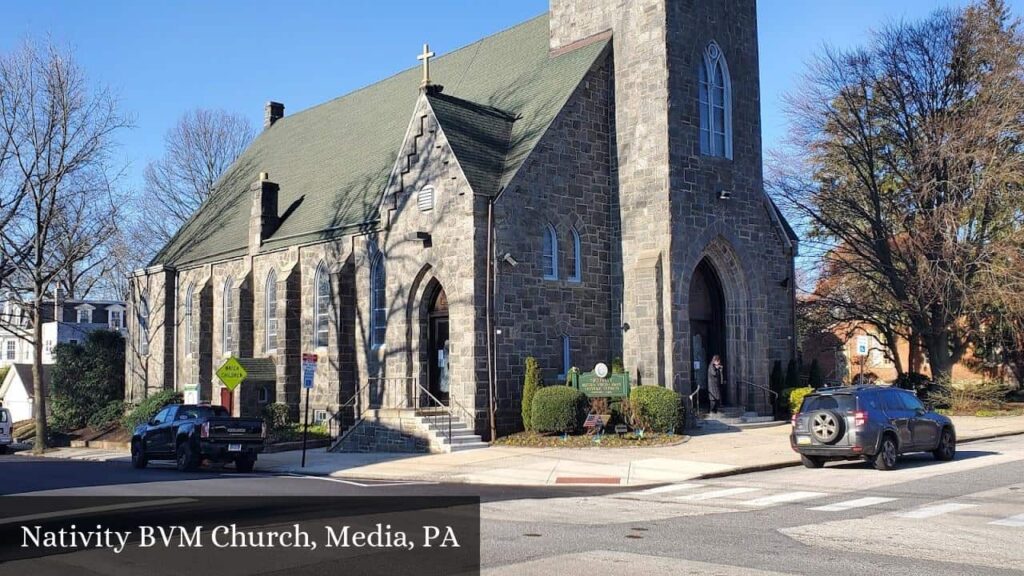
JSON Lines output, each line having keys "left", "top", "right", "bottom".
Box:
{"left": 2, "top": 434, "right": 1023, "bottom": 575}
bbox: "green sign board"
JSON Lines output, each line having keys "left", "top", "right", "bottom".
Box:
{"left": 216, "top": 357, "right": 248, "bottom": 391}
{"left": 571, "top": 372, "right": 630, "bottom": 398}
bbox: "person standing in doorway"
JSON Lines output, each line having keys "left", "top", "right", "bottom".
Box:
{"left": 708, "top": 355, "right": 724, "bottom": 414}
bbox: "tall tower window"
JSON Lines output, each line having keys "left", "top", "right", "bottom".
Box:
{"left": 265, "top": 270, "right": 277, "bottom": 353}
{"left": 314, "top": 263, "right": 330, "bottom": 349}
{"left": 569, "top": 227, "right": 582, "bottom": 283}
{"left": 184, "top": 283, "right": 194, "bottom": 355}
{"left": 542, "top": 224, "right": 559, "bottom": 280}
{"left": 370, "top": 253, "right": 387, "bottom": 348}
{"left": 223, "top": 278, "right": 234, "bottom": 355}
{"left": 699, "top": 41, "right": 732, "bottom": 159}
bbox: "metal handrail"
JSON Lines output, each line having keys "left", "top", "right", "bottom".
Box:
{"left": 360, "top": 376, "right": 477, "bottom": 449}
{"left": 739, "top": 379, "right": 779, "bottom": 415}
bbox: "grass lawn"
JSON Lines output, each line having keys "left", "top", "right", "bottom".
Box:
{"left": 493, "top": 430, "right": 685, "bottom": 448}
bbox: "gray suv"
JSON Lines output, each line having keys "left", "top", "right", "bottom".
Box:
{"left": 790, "top": 386, "right": 956, "bottom": 470}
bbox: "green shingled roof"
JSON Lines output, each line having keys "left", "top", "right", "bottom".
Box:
{"left": 153, "top": 14, "right": 609, "bottom": 267}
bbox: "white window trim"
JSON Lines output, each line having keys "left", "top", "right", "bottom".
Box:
{"left": 558, "top": 334, "right": 571, "bottom": 381}
{"left": 699, "top": 41, "right": 733, "bottom": 160}
{"left": 75, "top": 303, "right": 95, "bottom": 324}
{"left": 183, "top": 284, "right": 194, "bottom": 356}
{"left": 417, "top": 185, "right": 435, "bottom": 212}
{"left": 5, "top": 340, "right": 15, "bottom": 360}
{"left": 369, "top": 252, "right": 387, "bottom": 350}
{"left": 542, "top": 224, "right": 559, "bottom": 281}
{"left": 107, "top": 304, "right": 126, "bottom": 330}
{"left": 138, "top": 295, "right": 150, "bottom": 356}
{"left": 266, "top": 270, "right": 278, "bottom": 353}
{"left": 569, "top": 227, "right": 582, "bottom": 283}
{"left": 223, "top": 278, "right": 234, "bottom": 357}
{"left": 314, "top": 263, "right": 330, "bottom": 350}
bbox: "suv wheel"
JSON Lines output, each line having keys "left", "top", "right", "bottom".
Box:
{"left": 176, "top": 442, "right": 199, "bottom": 472}
{"left": 810, "top": 410, "right": 845, "bottom": 444}
{"left": 131, "top": 440, "right": 148, "bottom": 469}
{"left": 874, "top": 435, "right": 899, "bottom": 471}
{"left": 801, "top": 455, "right": 825, "bottom": 469}
{"left": 933, "top": 428, "right": 956, "bottom": 461}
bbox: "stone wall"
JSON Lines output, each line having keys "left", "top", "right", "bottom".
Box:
{"left": 493, "top": 54, "right": 619, "bottom": 435}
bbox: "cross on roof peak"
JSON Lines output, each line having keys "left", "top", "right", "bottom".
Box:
{"left": 417, "top": 43, "right": 435, "bottom": 89}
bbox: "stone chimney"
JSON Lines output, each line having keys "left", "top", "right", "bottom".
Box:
{"left": 264, "top": 101, "right": 284, "bottom": 129}
{"left": 53, "top": 287, "right": 65, "bottom": 322}
{"left": 249, "top": 172, "right": 280, "bottom": 254}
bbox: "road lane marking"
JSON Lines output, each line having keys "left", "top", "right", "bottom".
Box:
{"left": 810, "top": 497, "right": 897, "bottom": 512}
{"left": 0, "top": 498, "right": 196, "bottom": 526}
{"left": 989, "top": 514, "right": 1024, "bottom": 527}
{"left": 677, "top": 487, "right": 760, "bottom": 501}
{"left": 741, "top": 491, "right": 826, "bottom": 507}
{"left": 898, "top": 502, "right": 977, "bottom": 519}
{"left": 633, "top": 483, "right": 704, "bottom": 496}
{"left": 282, "top": 473, "right": 437, "bottom": 488}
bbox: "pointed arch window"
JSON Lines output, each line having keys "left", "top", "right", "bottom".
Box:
{"left": 138, "top": 294, "right": 149, "bottom": 356}
{"left": 370, "top": 253, "right": 387, "bottom": 348}
{"left": 266, "top": 270, "right": 278, "bottom": 353}
{"left": 559, "top": 334, "right": 571, "bottom": 380}
{"left": 568, "top": 227, "right": 582, "bottom": 283}
{"left": 184, "top": 283, "right": 195, "bottom": 356}
{"left": 223, "top": 278, "right": 234, "bottom": 356}
{"left": 542, "top": 224, "right": 559, "bottom": 280}
{"left": 314, "top": 263, "right": 330, "bottom": 349}
{"left": 698, "top": 41, "right": 732, "bottom": 159}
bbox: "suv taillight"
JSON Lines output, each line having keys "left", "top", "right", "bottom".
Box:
{"left": 261, "top": 422, "right": 267, "bottom": 439}
{"left": 201, "top": 422, "right": 210, "bottom": 438}
{"left": 791, "top": 413, "right": 799, "bottom": 427}
{"left": 854, "top": 410, "right": 867, "bottom": 428}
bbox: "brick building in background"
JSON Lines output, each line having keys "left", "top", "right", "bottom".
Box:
{"left": 126, "top": 0, "right": 797, "bottom": 441}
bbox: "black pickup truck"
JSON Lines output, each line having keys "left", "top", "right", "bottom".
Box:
{"left": 131, "top": 404, "right": 265, "bottom": 472}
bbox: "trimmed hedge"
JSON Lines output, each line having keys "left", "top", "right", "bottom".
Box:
{"left": 629, "top": 386, "right": 682, "bottom": 433}
{"left": 263, "top": 402, "right": 291, "bottom": 430}
{"left": 780, "top": 386, "right": 814, "bottom": 415}
{"left": 123, "top": 390, "right": 183, "bottom": 431}
{"left": 531, "top": 386, "right": 588, "bottom": 434}
{"left": 521, "top": 357, "right": 542, "bottom": 431}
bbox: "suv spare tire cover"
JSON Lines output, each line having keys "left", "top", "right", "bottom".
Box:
{"left": 810, "top": 410, "right": 845, "bottom": 444}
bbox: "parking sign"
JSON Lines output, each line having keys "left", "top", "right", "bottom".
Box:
{"left": 302, "top": 353, "right": 318, "bottom": 389}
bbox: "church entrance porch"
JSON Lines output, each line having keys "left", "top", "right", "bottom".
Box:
{"left": 689, "top": 258, "right": 729, "bottom": 414}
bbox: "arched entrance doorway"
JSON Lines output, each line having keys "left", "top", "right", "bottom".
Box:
{"left": 689, "top": 258, "right": 727, "bottom": 411}
{"left": 426, "top": 286, "right": 450, "bottom": 404}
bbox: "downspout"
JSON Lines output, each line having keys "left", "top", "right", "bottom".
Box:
{"left": 486, "top": 200, "right": 496, "bottom": 442}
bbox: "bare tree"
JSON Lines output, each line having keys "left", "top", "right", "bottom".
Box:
{"left": 772, "top": 0, "right": 1024, "bottom": 383}
{"left": 0, "top": 40, "right": 129, "bottom": 452}
{"left": 137, "top": 108, "right": 254, "bottom": 246}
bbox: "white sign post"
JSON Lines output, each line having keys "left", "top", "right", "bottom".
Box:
{"left": 301, "top": 353, "right": 318, "bottom": 467}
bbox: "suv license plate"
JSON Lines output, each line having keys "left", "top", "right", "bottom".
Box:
{"left": 796, "top": 436, "right": 811, "bottom": 445}
{"left": 228, "top": 443, "right": 242, "bottom": 452}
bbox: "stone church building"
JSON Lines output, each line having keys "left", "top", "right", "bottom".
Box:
{"left": 126, "top": 0, "right": 797, "bottom": 439}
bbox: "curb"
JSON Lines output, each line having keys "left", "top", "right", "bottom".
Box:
{"left": 695, "top": 429, "right": 1024, "bottom": 481}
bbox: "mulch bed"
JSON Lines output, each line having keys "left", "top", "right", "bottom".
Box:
{"left": 493, "top": 431, "right": 686, "bottom": 448}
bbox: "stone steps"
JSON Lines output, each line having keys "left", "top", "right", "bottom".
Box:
{"left": 332, "top": 408, "right": 487, "bottom": 454}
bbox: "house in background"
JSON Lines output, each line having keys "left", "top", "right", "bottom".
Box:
{"left": 0, "top": 291, "right": 126, "bottom": 367}
{"left": 0, "top": 363, "right": 51, "bottom": 422}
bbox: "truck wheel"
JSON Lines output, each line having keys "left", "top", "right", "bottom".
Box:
{"left": 874, "top": 435, "right": 899, "bottom": 471}
{"left": 131, "top": 440, "right": 148, "bottom": 469}
{"left": 801, "top": 455, "right": 825, "bottom": 469}
{"left": 176, "top": 442, "right": 199, "bottom": 472}
{"left": 235, "top": 455, "right": 256, "bottom": 473}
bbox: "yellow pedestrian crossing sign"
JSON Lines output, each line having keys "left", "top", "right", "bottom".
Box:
{"left": 216, "top": 357, "right": 247, "bottom": 391}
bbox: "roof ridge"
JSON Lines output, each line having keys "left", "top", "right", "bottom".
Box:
{"left": 273, "top": 12, "right": 549, "bottom": 128}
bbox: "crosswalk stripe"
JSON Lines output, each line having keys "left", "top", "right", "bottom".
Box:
{"left": 810, "top": 497, "right": 897, "bottom": 512}
{"left": 899, "top": 502, "right": 977, "bottom": 519}
{"left": 989, "top": 514, "right": 1024, "bottom": 527}
{"left": 741, "top": 491, "right": 825, "bottom": 507}
{"left": 633, "top": 483, "right": 704, "bottom": 495}
{"left": 678, "top": 487, "right": 761, "bottom": 501}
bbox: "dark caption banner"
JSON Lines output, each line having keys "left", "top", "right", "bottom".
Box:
{"left": 0, "top": 496, "right": 480, "bottom": 576}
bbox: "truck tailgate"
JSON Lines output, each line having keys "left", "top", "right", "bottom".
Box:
{"left": 205, "top": 417, "right": 264, "bottom": 442}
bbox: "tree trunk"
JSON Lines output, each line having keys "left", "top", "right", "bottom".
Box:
{"left": 32, "top": 282, "right": 48, "bottom": 454}
{"left": 923, "top": 333, "right": 955, "bottom": 384}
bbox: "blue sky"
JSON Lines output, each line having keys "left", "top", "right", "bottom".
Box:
{"left": 2, "top": 0, "right": 1020, "bottom": 192}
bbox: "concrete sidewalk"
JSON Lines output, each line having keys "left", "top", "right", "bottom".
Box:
{"left": 258, "top": 415, "right": 1024, "bottom": 486}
